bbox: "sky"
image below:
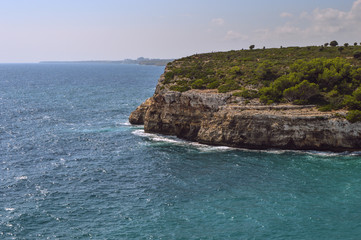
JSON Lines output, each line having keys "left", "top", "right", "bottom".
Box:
{"left": 1, "top": 0, "right": 361, "bottom": 63}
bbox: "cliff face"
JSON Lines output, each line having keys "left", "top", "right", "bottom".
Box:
{"left": 129, "top": 73, "right": 361, "bottom": 151}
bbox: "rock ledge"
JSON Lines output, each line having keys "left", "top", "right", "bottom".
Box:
{"left": 130, "top": 74, "right": 361, "bottom": 151}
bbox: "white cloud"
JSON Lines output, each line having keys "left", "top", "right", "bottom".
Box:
{"left": 211, "top": 18, "right": 225, "bottom": 26}
{"left": 224, "top": 30, "right": 248, "bottom": 41}
{"left": 256, "top": 0, "right": 361, "bottom": 44}
{"left": 275, "top": 24, "right": 301, "bottom": 35}
{"left": 280, "top": 12, "right": 293, "bottom": 18}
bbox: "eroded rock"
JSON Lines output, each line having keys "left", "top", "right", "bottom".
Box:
{"left": 129, "top": 74, "right": 361, "bottom": 151}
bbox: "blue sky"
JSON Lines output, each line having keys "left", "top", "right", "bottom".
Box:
{"left": 0, "top": 0, "right": 360, "bottom": 62}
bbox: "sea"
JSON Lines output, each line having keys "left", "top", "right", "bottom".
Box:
{"left": 1, "top": 63, "right": 361, "bottom": 239}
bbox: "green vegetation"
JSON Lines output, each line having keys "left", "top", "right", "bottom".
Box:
{"left": 191, "top": 79, "right": 205, "bottom": 89}
{"left": 354, "top": 51, "right": 361, "bottom": 60}
{"left": 330, "top": 40, "right": 338, "bottom": 47}
{"left": 233, "top": 88, "right": 259, "bottom": 99}
{"left": 163, "top": 43, "right": 361, "bottom": 122}
{"left": 259, "top": 58, "right": 361, "bottom": 111}
{"left": 346, "top": 110, "right": 361, "bottom": 123}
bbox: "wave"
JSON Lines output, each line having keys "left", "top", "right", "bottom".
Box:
{"left": 119, "top": 121, "right": 131, "bottom": 126}
{"left": 133, "top": 130, "right": 234, "bottom": 152}
{"left": 15, "top": 176, "right": 28, "bottom": 180}
{"left": 304, "top": 150, "right": 361, "bottom": 157}
{"left": 132, "top": 129, "right": 361, "bottom": 157}
{"left": 65, "top": 121, "right": 144, "bottom": 134}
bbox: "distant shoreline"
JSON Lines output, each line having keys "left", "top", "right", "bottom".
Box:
{"left": 39, "top": 58, "right": 174, "bottom": 66}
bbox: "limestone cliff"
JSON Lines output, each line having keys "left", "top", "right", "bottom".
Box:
{"left": 129, "top": 72, "right": 361, "bottom": 151}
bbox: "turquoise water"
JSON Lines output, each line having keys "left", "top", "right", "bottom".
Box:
{"left": 1, "top": 63, "right": 361, "bottom": 239}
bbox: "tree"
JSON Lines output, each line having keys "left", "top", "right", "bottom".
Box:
{"left": 354, "top": 42, "right": 358, "bottom": 46}
{"left": 330, "top": 40, "right": 338, "bottom": 47}
{"left": 354, "top": 51, "right": 361, "bottom": 60}
{"left": 338, "top": 46, "right": 344, "bottom": 53}
{"left": 249, "top": 45, "right": 255, "bottom": 50}
{"left": 283, "top": 80, "right": 320, "bottom": 104}
{"left": 255, "top": 61, "right": 279, "bottom": 82}
{"left": 324, "top": 43, "right": 329, "bottom": 47}
{"left": 344, "top": 43, "right": 349, "bottom": 47}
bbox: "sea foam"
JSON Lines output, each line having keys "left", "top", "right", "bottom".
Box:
{"left": 132, "top": 129, "right": 233, "bottom": 152}
{"left": 132, "top": 130, "right": 361, "bottom": 157}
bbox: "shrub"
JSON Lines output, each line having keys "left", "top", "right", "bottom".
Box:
{"left": 164, "top": 71, "right": 174, "bottom": 84}
{"left": 249, "top": 45, "right": 255, "bottom": 50}
{"left": 346, "top": 110, "right": 361, "bottom": 123}
{"left": 324, "top": 90, "right": 345, "bottom": 109}
{"left": 169, "top": 79, "right": 191, "bottom": 92}
{"left": 353, "top": 87, "right": 361, "bottom": 101}
{"left": 191, "top": 79, "right": 205, "bottom": 89}
{"left": 338, "top": 46, "right": 344, "bottom": 53}
{"left": 229, "top": 66, "right": 242, "bottom": 75}
{"left": 207, "top": 80, "right": 220, "bottom": 89}
{"left": 343, "top": 95, "right": 361, "bottom": 110}
{"left": 259, "top": 86, "right": 283, "bottom": 103}
{"left": 233, "top": 89, "right": 258, "bottom": 99}
{"left": 217, "top": 80, "right": 240, "bottom": 93}
{"left": 170, "top": 85, "right": 190, "bottom": 92}
{"left": 258, "top": 74, "right": 299, "bottom": 103}
{"left": 354, "top": 42, "right": 358, "bottom": 46}
{"left": 344, "top": 43, "right": 349, "bottom": 47}
{"left": 354, "top": 51, "right": 361, "bottom": 60}
{"left": 283, "top": 80, "right": 320, "bottom": 103}
{"left": 343, "top": 87, "right": 361, "bottom": 110}
{"left": 255, "top": 61, "right": 279, "bottom": 83}
{"left": 318, "top": 105, "right": 333, "bottom": 112}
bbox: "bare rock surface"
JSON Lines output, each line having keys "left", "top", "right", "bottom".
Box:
{"left": 130, "top": 74, "right": 361, "bottom": 151}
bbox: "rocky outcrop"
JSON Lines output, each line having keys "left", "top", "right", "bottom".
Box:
{"left": 129, "top": 73, "right": 361, "bottom": 151}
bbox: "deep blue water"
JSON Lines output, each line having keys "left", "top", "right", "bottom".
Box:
{"left": 1, "top": 63, "right": 361, "bottom": 239}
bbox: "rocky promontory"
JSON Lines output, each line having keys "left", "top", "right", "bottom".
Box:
{"left": 130, "top": 71, "right": 361, "bottom": 151}
{"left": 130, "top": 46, "right": 361, "bottom": 151}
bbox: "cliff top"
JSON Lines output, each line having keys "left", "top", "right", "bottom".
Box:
{"left": 158, "top": 43, "right": 361, "bottom": 122}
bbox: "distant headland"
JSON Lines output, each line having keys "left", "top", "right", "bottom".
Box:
{"left": 40, "top": 57, "right": 174, "bottom": 66}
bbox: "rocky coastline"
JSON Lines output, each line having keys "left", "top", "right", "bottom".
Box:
{"left": 129, "top": 71, "right": 361, "bottom": 152}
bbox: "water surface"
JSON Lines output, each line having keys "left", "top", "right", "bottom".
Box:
{"left": 1, "top": 63, "right": 361, "bottom": 239}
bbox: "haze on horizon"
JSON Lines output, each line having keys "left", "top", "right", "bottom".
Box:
{"left": 1, "top": 0, "right": 361, "bottom": 63}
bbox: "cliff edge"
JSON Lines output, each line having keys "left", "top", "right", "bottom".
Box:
{"left": 129, "top": 69, "right": 361, "bottom": 151}
{"left": 130, "top": 46, "right": 361, "bottom": 151}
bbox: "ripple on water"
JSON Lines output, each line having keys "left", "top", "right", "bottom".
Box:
{"left": 2, "top": 64, "right": 361, "bottom": 239}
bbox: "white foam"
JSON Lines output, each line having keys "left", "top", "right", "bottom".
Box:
{"left": 120, "top": 121, "right": 131, "bottom": 126}
{"left": 5, "top": 208, "right": 15, "bottom": 211}
{"left": 15, "top": 176, "right": 28, "bottom": 180}
{"left": 132, "top": 130, "right": 180, "bottom": 144}
{"left": 132, "top": 130, "right": 234, "bottom": 152}
{"left": 35, "top": 185, "right": 49, "bottom": 196}
{"left": 133, "top": 129, "right": 361, "bottom": 157}
{"left": 305, "top": 151, "right": 361, "bottom": 157}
